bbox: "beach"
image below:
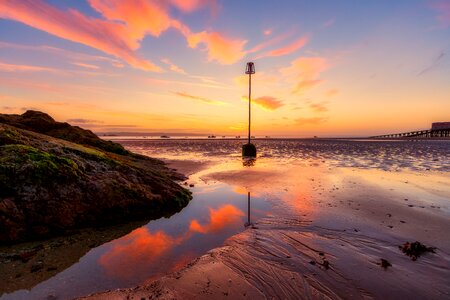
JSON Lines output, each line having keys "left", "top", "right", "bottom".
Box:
{"left": 2, "top": 139, "right": 449, "bottom": 299}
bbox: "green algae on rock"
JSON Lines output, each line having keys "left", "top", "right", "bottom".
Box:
{"left": 0, "top": 111, "right": 192, "bottom": 244}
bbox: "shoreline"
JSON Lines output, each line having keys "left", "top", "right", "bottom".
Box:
{"left": 80, "top": 158, "right": 450, "bottom": 299}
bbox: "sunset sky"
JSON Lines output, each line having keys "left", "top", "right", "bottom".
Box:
{"left": 0, "top": 0, "right": 449, "bottom": 137}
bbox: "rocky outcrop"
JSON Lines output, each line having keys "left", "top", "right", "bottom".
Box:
{"left": 0, "top": 111, "right": 192, "bottom": 244}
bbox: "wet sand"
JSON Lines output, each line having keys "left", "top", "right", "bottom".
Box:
{"left": 82, "top": 157, "right": 450, "bottom": 299}
{"left": 0, "top": 221, "right": 148, "bottom": 294}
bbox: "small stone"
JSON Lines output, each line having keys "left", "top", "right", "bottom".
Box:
{"left": 380, "top": 259, "right": 392, "bottom": 269}
{"left": 31, "top": 261, "right": 44, "bottom": 272}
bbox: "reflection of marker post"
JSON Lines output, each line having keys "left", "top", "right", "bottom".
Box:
{"left": 245, "top": 191, "right": 251, "bottom": 227}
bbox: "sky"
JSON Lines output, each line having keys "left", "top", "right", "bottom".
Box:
{"left": 0, "top": 0, "right": 449, "bottom": 137}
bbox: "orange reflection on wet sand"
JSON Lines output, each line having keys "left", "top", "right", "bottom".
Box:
{"left": 189, "top": 204, "right": 244, "bottom": 234}
{"left": 98, "top": 227, "right": 181, "bottom": 279}
{"left": 99, "top": 204, "right": 244, "bottom": 280}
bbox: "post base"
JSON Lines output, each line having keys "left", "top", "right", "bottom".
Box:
{"left": 242, "top": 143, "right": 257, "bottom": 157}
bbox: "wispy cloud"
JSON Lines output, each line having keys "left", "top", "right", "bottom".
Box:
{"left": 263, "top": 28, "right": 272, "bottom": 36}
{"left": 0, "top": 61, "right": 58, "bottom": 73}
{"left": 417, "top": 51, "right": 445, "bottom": 76}
{"left": 325, "top": 88, "right": 339, "bottom": 97}
{"left": 280, "top": 57, "right": 328, "bottom": 94}
{"left": 0, "top": 0, "right": 162, "bottom": 71}
{"left": 321, "top": 17, "right": 336, "bottom": 28}
{"left": 174, "top": 91, "right": 226, "bottom": 105}
{"left": 241, "top": 95, "right": 284, "bottom": 111}
{"left": 255, "top": 36, "right": 309, "bottom": 59}
{"left": 72, "top": 62, "right": 100, "bottom": 70}
{"left": 295, "top": 116, "right": 328, "bottom": 126}
{"left": 0, "top": 41, "right": 125, "bottom": 68}
{"left": 430, "top": 1, "right": 450, "bottom": 27}
{"left": 161, "top": 58, "right": 187, "bottom": 74}
{"left": 187, "top": 31, "right": 247, "bottom": 64}
{"left": 309, "top": 102, "right": 328, "bottom": 113}
{"left": 0, "top": 0, "right": 242, "bottom": 72}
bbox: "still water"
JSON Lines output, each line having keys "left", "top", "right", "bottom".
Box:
{"left": 1, "top": 139, "right": 449, "bottom": 299}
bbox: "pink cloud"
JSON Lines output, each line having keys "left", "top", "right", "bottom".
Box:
{"left": 168, "top": 0, "right": 218, "bottom": 14}
{"left": 71, "top": 62, "right": 100, "bottom": 69}
{"left": 263, "top": 29, "right": 272, "bottom": 36}
{"left": 430, "top": 1, "right": 450, "bottom": 27}
{"left": 0, "top": 0, "right": 244, "bottom": 71}
{"left": 0, "top": 0, "right": 161, "bottom": 71}
{"left": 0, "top": 61, "right": 58, "bottom": 72}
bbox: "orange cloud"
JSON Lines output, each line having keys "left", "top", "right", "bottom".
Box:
{"left": 174, "top": 91, "right": 226, "bottom": 105}
{"left": 295, "top": 116, "right": 328, "bottom": 126}
{"left": 241, "top": 95, "right": 284, "bottom": 111}
{"left": 88, "top": 0, "right": 172, "bottom": 38}
{"left": 280, "top": 57, "right": 328, "bottom": 94}
{"left": 189, "top": 205, "right": 244, "bottom": 234}
{"left": 187, "top": 31, "right": 247, "bottom": 64}
{"left": 0, "top": 0, "right": 161, "bottom": 72}
{"left": 256, "top": 36, "right": 309, "bottom": 59}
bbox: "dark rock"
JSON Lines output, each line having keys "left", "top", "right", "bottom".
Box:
{"left": 30, "top": 261, "right": 44, "bottom": 272}
{"left": 380, "top": 258, "right": 392, "bottom": 269}
{"left": 399, "top": 241, "right": 436, "bottom": 261}
{"left": 0, "top": 111, "right": 192, "bottom": 244}
{"left": 19, "top": 250, "right": 38, "bottom": 262}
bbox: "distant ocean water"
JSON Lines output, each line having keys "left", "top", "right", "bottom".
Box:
{"left": 117, "top": 139, "right": 450, "bottom": 172}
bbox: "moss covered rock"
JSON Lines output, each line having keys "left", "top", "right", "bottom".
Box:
{"left": 0, "top": 113, "right": 192, "bottom": 244}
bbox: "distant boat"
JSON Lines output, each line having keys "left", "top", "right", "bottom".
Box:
{"left": 222, "top": 136, "right": 226, "bottom": 138}
{"left": 236, "top": 135, "right": 240, "bottom": 138}
{"left": 208, "top": 135, "right": 216, "bottom": 138}
{"left": 265, "top": 135, "right": 270, "bottom": 138}
{"left": 160, "top": 135, "right": 170, "bottom": 138}
{"left": 251, "top": 136, "right": 255, "bottom": 138}
{"left": 313, "top": 136, "right": 318, "bottom": 138}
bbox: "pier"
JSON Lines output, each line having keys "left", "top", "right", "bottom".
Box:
{"left": 371, "top": 122, "right": 450, "bottom": 139}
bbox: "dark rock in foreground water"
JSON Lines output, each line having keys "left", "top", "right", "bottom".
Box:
{"left": 0, "top": 111, "right": 192, "bottom": 244}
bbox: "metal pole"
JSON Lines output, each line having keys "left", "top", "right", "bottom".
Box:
{"left": 248, "top": 73, "right": 251, "bottom": 144}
